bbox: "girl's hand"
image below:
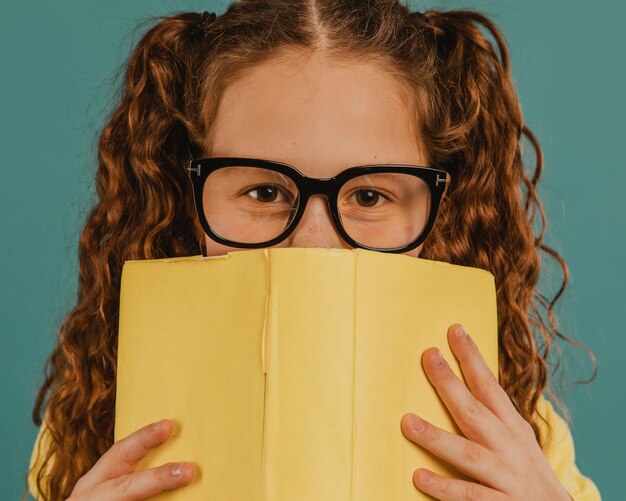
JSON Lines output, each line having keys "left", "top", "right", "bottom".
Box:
{"left": 67, "top": 419, "right": 195, "bottom": 500}
{"left": 400, "top": 323, "right": 571, "bottom": 501}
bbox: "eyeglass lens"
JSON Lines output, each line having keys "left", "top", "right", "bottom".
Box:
{"left": 202, "top": 166, "right": 432, "bottom": 249}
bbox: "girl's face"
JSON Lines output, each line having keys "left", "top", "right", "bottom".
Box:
{"left": 205, "top": 50, "right": 448, "bottom": 257}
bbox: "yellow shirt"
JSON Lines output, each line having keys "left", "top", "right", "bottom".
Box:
{"left": 27, "top": 396, "right": 600, "bottom": 500}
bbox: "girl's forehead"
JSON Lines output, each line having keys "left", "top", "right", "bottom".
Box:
{"left": 209, "top": 50, "right": 427, "bottom": 178}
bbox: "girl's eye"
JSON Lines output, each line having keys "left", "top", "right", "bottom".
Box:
{"left": 349, "top": 189, "right": 390, "bottom": 208}
{"left": 246, "top": 184, "right": 291, "bottom": 203}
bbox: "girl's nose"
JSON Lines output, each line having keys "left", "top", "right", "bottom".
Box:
{"left": 282, "top": 195, "right": 351, "bottom": 249}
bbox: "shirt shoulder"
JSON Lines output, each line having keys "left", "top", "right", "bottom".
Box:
{"left": 536, "top": 395, "right": 601, "bottom": 501}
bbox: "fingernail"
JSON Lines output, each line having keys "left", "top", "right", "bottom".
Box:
{"left": 410, "top": 414, "right": 424, "bottom": 432}
{"left": 453, "top": 324, "right": 467, "bottom": 339}
{"left": 151, "top": 419, "right": 164, "bottom": 432}
{"left": 171, "top": 463, "right": 183, "bottom": 477}
{"left": 418, "top": 468, "right": 432, "bottom": 486}
{"left": 433, "top": 349, "right": 444, "bottom": 367}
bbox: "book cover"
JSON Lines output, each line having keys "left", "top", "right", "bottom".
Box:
{"left": 115, "top": 247, "right": 497, "bottom": 500}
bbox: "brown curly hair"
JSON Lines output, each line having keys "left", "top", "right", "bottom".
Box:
{"left": 25, "top": 1, "right": 595, "bottom": 499}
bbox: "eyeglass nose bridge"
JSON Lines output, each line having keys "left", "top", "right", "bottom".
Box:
{"left": 298, "top": 177, "right": 337, "bottom": 196}
{"left": 285, "top": 176, "right": 345, "bottom": 236}
{"left": 294, "top": 177, "right": 341, "bottom": 215}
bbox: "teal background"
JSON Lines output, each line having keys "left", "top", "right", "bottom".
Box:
{"left": 1, "top": 0, "right": 623, "bottom": 499}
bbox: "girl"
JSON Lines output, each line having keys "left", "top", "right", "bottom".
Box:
{"left": 26, "top": 1, "right": 600, "bottom": 500}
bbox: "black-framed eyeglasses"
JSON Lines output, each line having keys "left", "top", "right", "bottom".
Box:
{"left": 187, "top": 157, "right": 448, "bottom": 254}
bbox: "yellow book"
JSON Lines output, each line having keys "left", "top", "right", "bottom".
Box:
{"left": 114, "top": 247, "right": 498, "bottom": 500}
